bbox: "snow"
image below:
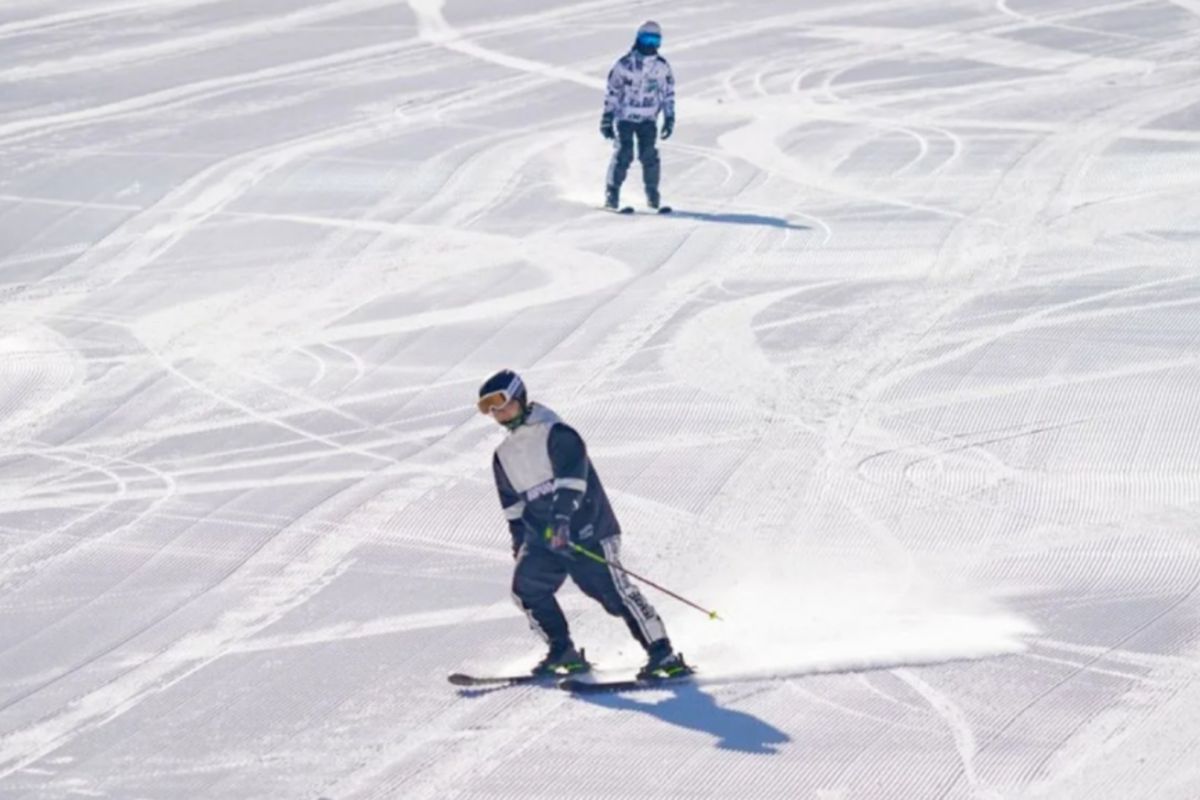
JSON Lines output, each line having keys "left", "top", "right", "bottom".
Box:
{"left": 2, "top": 0, "right": 1200, "bottom": 798}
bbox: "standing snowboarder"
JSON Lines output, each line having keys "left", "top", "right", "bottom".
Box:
{"left": 478, "top": 369, "right": 690, "bottom": 679}
{"left": 601, "top": 20, "right": 675, "bottom": 212}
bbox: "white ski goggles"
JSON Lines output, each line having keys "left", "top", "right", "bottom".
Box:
{"left": 476, "top": 375, "right": 524, "bottom": 414}
{"left": 477, "top": 390, "right": 513, "bottom": 414}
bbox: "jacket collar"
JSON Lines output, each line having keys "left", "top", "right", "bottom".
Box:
{"left": 508, "top": 402, "right": 560, "bottom": 433}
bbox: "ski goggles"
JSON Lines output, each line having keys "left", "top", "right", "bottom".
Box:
{"left": 637, "top": 32, "right": 661, "bottom": 47}
{"left": 477, "top": 374, "right": 524, "bottom": 414}
{"left": 477, "top": 390, "right": 512, "bottom": 414}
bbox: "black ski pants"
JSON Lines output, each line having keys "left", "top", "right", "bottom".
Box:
{"left": 606, "top": 119, "right": 660, "bottom": 198}
{"left": 511, "top": 537, "right": 667, "bottom": 654}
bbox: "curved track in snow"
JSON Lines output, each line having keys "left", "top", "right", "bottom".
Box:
{"left": 2, "top": 1, "right": 1200, "bottom": 798}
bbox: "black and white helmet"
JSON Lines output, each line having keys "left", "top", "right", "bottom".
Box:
{"left": 477, "top": 369, "right": 527, "bottom": 415}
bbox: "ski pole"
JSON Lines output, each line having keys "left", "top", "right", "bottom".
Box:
{"left": 568, "top": 542, "right": 722, "bottom": 621}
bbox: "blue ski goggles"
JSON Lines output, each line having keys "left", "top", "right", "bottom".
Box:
{"left": 637, "top": 32, "right": 662, "bottom": 47}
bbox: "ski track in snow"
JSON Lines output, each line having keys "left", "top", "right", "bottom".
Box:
{"left": 2, "top": 0, "right": 1200, "bottom": 798}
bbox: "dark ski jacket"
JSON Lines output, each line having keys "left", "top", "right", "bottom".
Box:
{"left": 492, "top": 404, "right": 621, "bottom": 554}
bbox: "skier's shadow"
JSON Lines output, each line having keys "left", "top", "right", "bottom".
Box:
{"left": 669, "top": 210, "right": 809, "bottom": 230}
{"left": 570, "top": 681, "right": 791, "bottom": 754}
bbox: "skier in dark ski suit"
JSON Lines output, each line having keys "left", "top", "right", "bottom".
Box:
{"left": 601, "top": 20, "right": 676, "bottom": 211}
{"left": 477, "top": 369, "right": 689, "bottom": 678}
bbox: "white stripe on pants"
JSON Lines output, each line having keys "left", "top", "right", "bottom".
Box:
{"left": 601, "top": 538, "right": 667, "bottom": 645}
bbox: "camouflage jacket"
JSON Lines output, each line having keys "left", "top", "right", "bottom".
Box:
{"left": 603, "top": 50, "right": 675, "bottom": 123}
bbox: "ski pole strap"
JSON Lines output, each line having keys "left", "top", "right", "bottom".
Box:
{"left": 568, "top": 542, "right": 721, "bottom": 621}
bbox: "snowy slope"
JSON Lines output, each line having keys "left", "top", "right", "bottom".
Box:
{"left": 2, "top": 0, "right": 1200, "bottom": 798}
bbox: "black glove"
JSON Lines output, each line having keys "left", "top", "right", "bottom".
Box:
{"left": 600, "top": 112, "right": 615, "bottom": 140}
{"left": 546, "top": 517, "right": 573, "bottom": 555}
{"left": 661, "top": 115, "right": 674, "bottom": 140}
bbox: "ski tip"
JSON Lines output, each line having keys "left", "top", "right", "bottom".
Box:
{"left": 447, "top": 673, "right": 473, "bottom": 686}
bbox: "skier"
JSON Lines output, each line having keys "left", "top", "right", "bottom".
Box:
{"left": 600, "top": 20, "right": 675, "bottom": 212}
{"left": 478, "top": 369, "right": 690, "bottom": 680}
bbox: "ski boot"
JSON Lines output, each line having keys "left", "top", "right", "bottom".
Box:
{"left": 604, "top": 185, "right": 621, "bottom": 210}
{"left": 637, "top": 641, "right": 692, "bottom": 680}
{"left": 645, "top": 188, "right": 671, "bottom": 214}
{"left": 531, "top": 644, "right": 591, "bottom": 677}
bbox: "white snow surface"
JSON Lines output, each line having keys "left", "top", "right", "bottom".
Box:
{"left": 2, "top": 0, "right": 1200, "bottom": 798}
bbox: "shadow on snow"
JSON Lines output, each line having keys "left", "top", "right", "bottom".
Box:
{"left": 668, "top": 210, "right": 809, "bottom": 230}
{"left": 569, "top": 680, "right": 791, "bottom": 755}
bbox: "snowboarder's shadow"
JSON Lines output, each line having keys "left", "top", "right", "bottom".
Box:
{"left": 669, "top": 210, "right": 809, "bottom": 230}
{"left": 570, "top": 681, "right": 790, "bottom": 754}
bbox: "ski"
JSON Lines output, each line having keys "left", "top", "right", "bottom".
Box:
{"left": 597, "top": 205, "right": 671, "bottom": 215}
{"left": 452, "top": 647, "right": 595, "bottom": 688}
{"left": 559, "top": 671, "right": 694, "bottom": 694}
{"left": 447, "top": 672, "right": 557, "bottom": 688}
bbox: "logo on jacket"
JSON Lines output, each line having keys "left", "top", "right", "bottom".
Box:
{"left": 525, "top": 480, "right": 555, "bottom": 501}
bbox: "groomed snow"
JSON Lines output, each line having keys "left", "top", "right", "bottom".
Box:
{"left": 2, "top": 1, "right": 1200, "bottom": 798}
